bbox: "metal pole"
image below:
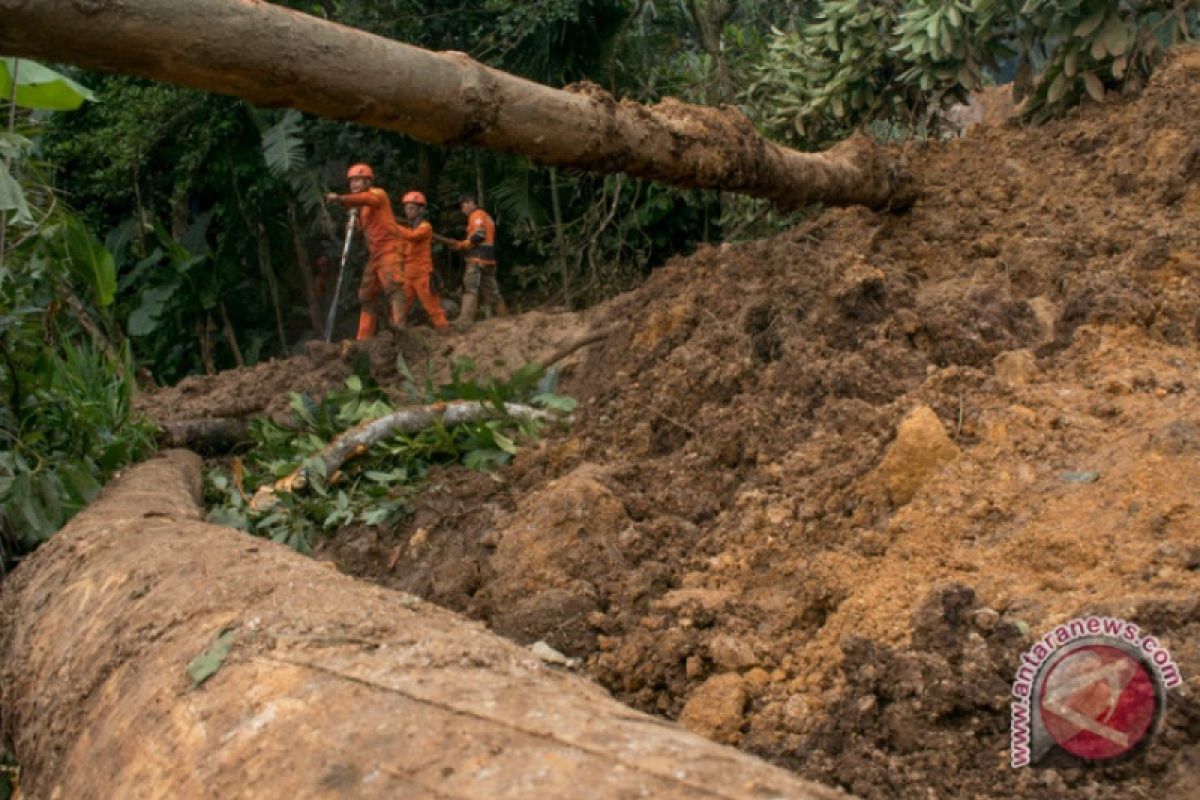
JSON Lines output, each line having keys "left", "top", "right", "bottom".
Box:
{"left": 322, "top": 208, "right": 357, "bottom": 342}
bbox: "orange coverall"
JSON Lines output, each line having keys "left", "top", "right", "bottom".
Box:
{"left": 454, "top": 209, "right": 496, "bottom": 266}
{"left": 332, "top": 187, "right": 404, "bottom": 340}
{"left": 454, "top": 208, "right": 503, "bottom": 313}
{"left": 393, "top": 219, "right": 449, "bottom": 331}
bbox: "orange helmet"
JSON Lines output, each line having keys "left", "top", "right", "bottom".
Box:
{"left": 402, "top": 191, "right": 426, "bottom": 205}
{"left": 347, "top": 163, "right": 374, "bottom": 180}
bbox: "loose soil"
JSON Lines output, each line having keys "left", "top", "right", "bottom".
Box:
{"left": 138, "top": 49, "right": 1200, "bottom": 799}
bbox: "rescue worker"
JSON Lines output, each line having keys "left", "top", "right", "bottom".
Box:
{"left": 392, "top": 191, "right": 450, "bottom": 333}
{"left": 324, "top": 164, "right": 405, "bottom": 340}
{"left": 450, "top": 193, "right": 506, "bottom": 328}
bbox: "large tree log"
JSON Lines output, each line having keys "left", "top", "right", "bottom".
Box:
{"left": 0, "top": 450, "right": 848, "bottom": 800}
{"left": 0, "top": 0, "right": 910, "bottom": 210}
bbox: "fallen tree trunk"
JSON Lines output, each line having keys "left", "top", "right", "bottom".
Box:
{"left": 0, "top": 0, "right": 909, "bottom": 210}
{"left": 159, "top": 416, "right": 252, "bottom": 452}
{"left": 0, "top": 451, "right": 847, "bottom": 799}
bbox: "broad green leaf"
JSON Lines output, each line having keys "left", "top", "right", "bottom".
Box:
{"left": 59, "top": 462, "right": 102, "bottom": 509}
{"left": 260, "top": 109, "right": 306, "bottom": 176}
{"left": 0, "top": 58, "right": 96, "bottom": 110}
{"left": 290, "top": 393, "right": 318, "bottom": 427}
{"left": 1047, "top": 72, "right": 1070, "bottom": 103}
{"left": 1082, "top": 71, "right": 1104, "bottom": 101}
{"left": 35, "top": 471, "right": 65, "bottom": 530}
{"left": 0, "top": 160, "right": 32, "bottom": 224}
{"left": 63, "top": 219, "right": 117, "bottom": 306}
{"left": 1099, "top": 16, "right": 1130, "bottom": 57}
{"left": 365, "top": 468, "right": 407, "bottom": 484}
{"left": 127, "top": 305, "right": 160, "bottom": 337}
{"left": 187, "top": 626, "right": 239, "bottom": 687}
{"left": 0, "top": 131, "right": 33, "bottom": 160}
{"left": 491, "top": 430, "right": 518, "bottom": 455}
{"left": 127, "top": 284, "right": 175, "bottom": 337}
{"left": 11, "top": 473, "right": 53, "bottom": 545}
{"left": 531, "top": 393, "right": 577, "bottom": 413}
{"left": 1074, "top": 9, "right": 1107, "bottom": 38}
{"left": 198, "top": 283, "right": 219, "bottom": 311}
{"left": 361, "top": 507, "right": 394, "bottom": 526}
{"left": 939, "top": 23, "right": 954, "bottom": 57}
{"left": 464, "top": 448, "right": 511, "bottom": 471}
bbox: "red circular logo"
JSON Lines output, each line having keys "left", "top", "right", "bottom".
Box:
{"left": 1038, "top": 644, "right": 1159, "bottom": 760}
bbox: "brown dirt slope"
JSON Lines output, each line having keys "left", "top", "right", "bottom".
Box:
{"left": 328, "top": 50, "right": 1200, "bottom": 799}
{"left": 136, "top": 308, "right": 600, "bottom": 424}
{"left": 145, "top": 48, "right": 1200, "bottom": 800}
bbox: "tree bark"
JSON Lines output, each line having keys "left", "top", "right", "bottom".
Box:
{"left": 256, "top": 221, "right": 289, "bottom": 350}
{"left": 0, "top": 451, "right": 847, "bottom": 800}
{"left": 685, "top": 0, "right": 737, "bottom": 104}
{"left": 197, "top": 314, "right": 215, "bottom": 375}
{"left": 159, "top": 416, "right": 251, "bottom": 451}
{"left": 549, "top": 167, "right": 572, "bottom": 306}
{"left": 0, "top": 0, "right": 910, "bottom": 210}
{"left": 286, "top": 198, "right": 323, "bottom": 334}
{"left": 217, "top": 301, "right": 245, "bottom": 367}
{"left": 59, "top": 284, "right": 123, "bottom": 374}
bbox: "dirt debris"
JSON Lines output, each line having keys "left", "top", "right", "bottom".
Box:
{"left": 136, "top": 309, "right": 602, "bottom": 424}
{"left": 143, "top": 48, "right": 1200, "bottom": 800}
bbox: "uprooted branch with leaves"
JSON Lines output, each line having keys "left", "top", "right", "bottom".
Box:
{"left": 205, "top": 355, "right": 575, "bottom": 553}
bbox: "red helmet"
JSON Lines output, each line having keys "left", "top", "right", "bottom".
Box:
{"left": 347, "top": 163, "right": 374, "bottom": 180}
{"left": 402, "top": 191, "right": 426, "bottom": 205}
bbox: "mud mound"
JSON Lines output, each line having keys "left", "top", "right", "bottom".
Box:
{"left": 319, "top": 49, "right": 1200, "bottom": 799}
{"left": 136, "top": 309, "right": 600, "bottom": 424}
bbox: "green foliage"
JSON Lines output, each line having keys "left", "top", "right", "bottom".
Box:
{"left": 0, "top": 752, "right": 16, "bottom": 800}
{"left": 1015, "top": 0, "right": 1200, "bottom": 122}
{"left": 1, "top": 63, "right": 156, "bottom": 567}
{"left": 0, "top": 336, "right": 157, "bottom": 557}
{"left": 44, "top": 82, "right": 298, "bottom": 381}
{"left": 204, "top": 359, "right": 573, "bottom": 553}
{"left": 0, "top": 133, "right": 34, "bottom": 224}
{"left": 748, "top": 0, "right": 1200, "bottom": 146}
{"left": 0, "top": 58, "right": 96, "bottom": 110}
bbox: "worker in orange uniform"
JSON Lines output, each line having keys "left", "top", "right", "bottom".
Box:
{"left": 450, "top": 193, "right": 506, "bottom": 328}
{"left": 392, "top": 191, "right": 450, "bottom": 333}
{"left": 324, "top": 163, "right": 405, "bottom": 340}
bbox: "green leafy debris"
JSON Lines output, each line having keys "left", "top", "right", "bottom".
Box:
{"left": 205, "top": 361, "right": 574, "bottom": 553}
{"left": 187, "top": 625, "right": 240, "bottom": 687}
